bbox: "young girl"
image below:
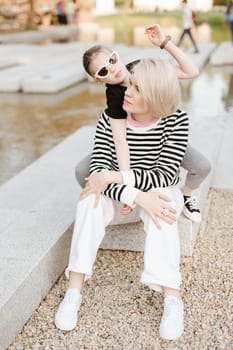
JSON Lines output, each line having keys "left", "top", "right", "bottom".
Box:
{"left": 76, "top": 24, "right": 210, "bottom": 222}
{"left": 55, "top": 57, "right": 188, "bottom": 339}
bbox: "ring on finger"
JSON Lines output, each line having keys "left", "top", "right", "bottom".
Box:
{"left": 162, "top": 209, "right": 169, "bottom": 217}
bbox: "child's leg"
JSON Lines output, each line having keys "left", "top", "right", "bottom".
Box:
{"left": 75, "top": 153, "right": 92, "bottom": 188}
{"left": 181, "top": 144, "right": 211, "bottom": 222}
{"left": 182, "top": 144, "right": 211, "bottom": 192}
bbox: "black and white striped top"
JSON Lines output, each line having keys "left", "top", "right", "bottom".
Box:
{"left": 90, "top": 110, "right": 189, "bottom": 206}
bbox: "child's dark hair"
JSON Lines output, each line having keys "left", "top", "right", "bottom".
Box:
{"left": 83, "top": 45, "right": 112, "bottom": 77}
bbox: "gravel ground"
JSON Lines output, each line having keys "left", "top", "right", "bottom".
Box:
{"left": 8, "top": 188, "right": 233, "bottom": 350}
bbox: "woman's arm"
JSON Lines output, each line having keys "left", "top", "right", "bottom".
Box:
{"left": 145, "top": 23, "right": 199, "bottom": 79}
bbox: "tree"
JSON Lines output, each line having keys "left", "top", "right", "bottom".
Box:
{"left": 213, "top": 0, "right": 228, "bottom": 5}
{"left": 122, "top": 0, "right": 133, "bottom": 15}
{"left": 27, "top": 0, "right": 37, "bottom": 29}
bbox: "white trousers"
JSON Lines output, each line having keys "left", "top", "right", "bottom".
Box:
{"left": 66, "top": 187, "right": 184, "bottom": 293}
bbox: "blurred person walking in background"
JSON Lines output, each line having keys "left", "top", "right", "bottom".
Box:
{"left": 225, "top": 0, "right": 233, "bottom": 44}
{"left": 54, "top": 1, "right": 67, "bottom": 25}
{"left": 66, "top": 0, "right": 75, "bottom": 24}
{"left": 177, "top": 0, "right": 199, "bottom": 53}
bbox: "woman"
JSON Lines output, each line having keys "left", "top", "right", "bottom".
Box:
{"left": 55, "top": 58, "right": 189, "bottom": 340}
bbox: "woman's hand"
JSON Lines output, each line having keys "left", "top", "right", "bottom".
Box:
{"left": 145, "top": 24, "right": 166, "bottom": 47}
{"left": 135, "top": 191, "right": 177, "bottom": 229}
{"left": 80, "top": 172, "right": 109, "bottom": 207}
{"left": 120, "top": 204, "right": 133, "bottom": 215}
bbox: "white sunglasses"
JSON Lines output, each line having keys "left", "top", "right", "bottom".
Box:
{"left": 94, "top": 51, "right": 119, "bottom": 79}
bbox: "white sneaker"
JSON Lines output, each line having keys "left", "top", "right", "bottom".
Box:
{"left": 183, "top": 195, "right": 202, "bottom": 223}
{"left": 159, "top": 295, "right": 184, "bottom": 340}
{"left": 55, "top": 288, "right": 82, "bottom": 331}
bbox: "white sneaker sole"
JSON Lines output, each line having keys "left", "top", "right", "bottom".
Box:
{"left": 182, "top": 207, "right": 202, "bottom": 223}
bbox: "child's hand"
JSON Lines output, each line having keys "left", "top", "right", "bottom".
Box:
{"left": 145, "top": 24, "right": 166, "bottom": 47}
{"left": 120, "top": 204, "right": 133, "bottom": 215}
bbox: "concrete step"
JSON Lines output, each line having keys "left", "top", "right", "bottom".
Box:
{"left": 209, "top": 41, "right": 233, "bottom": 66}
{"left": 0, "top": 126, "right": 94, "bottom": 350}
{"left": 187, "top": 42, "right": 216, "bottom": 69}
{"left": 211, "top": 114, "right": 233, "bottom": 189}
{"left": 0, "top": 42, "right": 95, "bottom": 92}
{"left": 0, "top": 42, "right": 216, "bottom": 93}
{"left": 0, "top": 25, "right": 79, "bottom": 44}
{"left": 22, "top": 63, "right": 86, "bottom": 93}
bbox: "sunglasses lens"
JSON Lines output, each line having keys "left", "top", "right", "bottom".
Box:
{"left": 109, "top": 52, "right": 118, "bottom": 64}
{"left": 97, "top": 67, "right": 109, "bottom": 77}
{"left": 95, "top": 52, "right": 119, "bottom": 78}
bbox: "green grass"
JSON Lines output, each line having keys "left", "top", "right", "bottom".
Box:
{"left": 93, "top": 11, "right": 229, "bottom": 45}
{"left": 197, "top": 11, "right": 225, "bottom": 25}
{"left": 94, "top": 10, "right": 226, "bottom": 27}
{"left": 94, "top": 12, "right": 181, "bottom": 27}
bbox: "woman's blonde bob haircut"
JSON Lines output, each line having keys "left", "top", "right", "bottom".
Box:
{"left": 131, "top": 58, "right": 181, "bottom": 117}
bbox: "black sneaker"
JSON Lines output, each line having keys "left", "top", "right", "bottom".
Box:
{"left": 183, "top": 196, "right": 202, "bottom": 223}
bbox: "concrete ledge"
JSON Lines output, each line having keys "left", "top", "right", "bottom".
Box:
{"left": 0, "top": 42, "right": 216, "bottom": 93}
{"left": 0, "top": 25, "right": 79, "bottom": 44}
{"left": 209, "top": 42, "right": 233, "bottom": 66}
{"left": 0, "top": 126, "right": 94, "bottom": 350}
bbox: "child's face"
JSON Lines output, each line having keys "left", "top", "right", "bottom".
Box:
{"left": 89, "top": 50, "right": 127, "bottom": 85}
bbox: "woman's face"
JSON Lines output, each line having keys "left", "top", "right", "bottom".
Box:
{"left": 89, "top": 50, "right": 127, "bottom": 85}
{"left": 123, "top": 75, "right": 151, "bottom": 119}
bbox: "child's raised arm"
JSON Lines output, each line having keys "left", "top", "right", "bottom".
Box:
{"left": 145, "top": 24, "right": 199, "bottom": 79}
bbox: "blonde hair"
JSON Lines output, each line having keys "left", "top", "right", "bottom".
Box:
{"left": 131, "top": 58, "right": 181, "bottom": 117}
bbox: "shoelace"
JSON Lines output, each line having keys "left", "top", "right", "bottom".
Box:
{"left": 185, "top": 196, "right": 198, "bottom": 210}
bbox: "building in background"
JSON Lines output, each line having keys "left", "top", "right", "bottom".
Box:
{"left": 133, "top": 0, "right": 213, "bottom": 12}
{"left": 93, "top": 0, "right": 114, "bottom": 15}
{"left": 92, "top": 0, "right": 214, "bottom": 16}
